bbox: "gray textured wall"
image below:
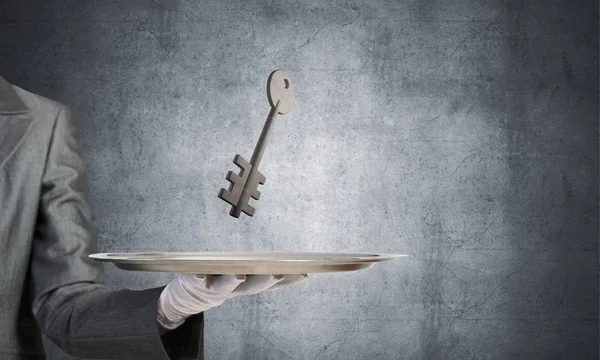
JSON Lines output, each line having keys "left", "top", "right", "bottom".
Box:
{"left": 1, "top": 0, "right": 598, "bottom": 359}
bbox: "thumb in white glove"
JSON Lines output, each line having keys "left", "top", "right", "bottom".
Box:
{"left": 157, "top": 274, "right": 307, "bottom": 331}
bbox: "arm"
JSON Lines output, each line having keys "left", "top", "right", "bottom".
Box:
{"left": 29, "top": 105, "right": 204, "bottom": 359}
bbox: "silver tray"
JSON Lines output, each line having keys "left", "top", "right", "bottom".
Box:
{"left": 88, "top": 252, "right": 407, "bottom": 274}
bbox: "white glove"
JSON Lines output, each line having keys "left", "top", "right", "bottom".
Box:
{"left": 156, "top": 274, "right": 308, "bottom": 331}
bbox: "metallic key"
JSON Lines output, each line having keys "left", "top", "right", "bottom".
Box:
{"left": 218, "top": 70, "right": 294, "bottom": 218}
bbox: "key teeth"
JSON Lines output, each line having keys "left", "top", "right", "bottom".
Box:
{"left": 219, "top": 154, "right": 265, "bottom": 218}
{"left": 251, "top": 189, "right": 261, "bottom": 200}
{"left": 226, "top": 170, "right": 241, "bottom": 184}
{"left": 241, "top": 203, "right": 255, "bottom": 217}
{"left": 218, "top": 188, "right": 230, "bottom": 204}
{"left": 233, "top": 155, "right": 251, "bottom": 171}
{"left": 218, "top": 188, "right": 237, "bottom": 206}
{"left": 257, "top": 171, "right": 266, "bottom": 185}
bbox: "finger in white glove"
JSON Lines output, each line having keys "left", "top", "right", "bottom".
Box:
{"left": 265, "top": 274, "right": 308, "bottom": 291}
{"left": 231, "top": 274, "right": 284, "bottom": 296}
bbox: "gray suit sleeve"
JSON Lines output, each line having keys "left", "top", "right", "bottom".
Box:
{"left": 29, "top": 105, "right": 204, "bottom": 359}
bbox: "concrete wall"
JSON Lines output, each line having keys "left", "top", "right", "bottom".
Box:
{"left": 1, "top": 0, "right": 597, "bottom": 359}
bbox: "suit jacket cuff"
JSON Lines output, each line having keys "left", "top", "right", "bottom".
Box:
{"left": 160, "top": 312, "right": 205, "bottom": 360}
{"left": 39, "top": 286, "right": 204, "bottom": 360}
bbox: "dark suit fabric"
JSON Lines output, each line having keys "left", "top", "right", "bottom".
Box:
{"left": 0, "top": 77, "right": 204, "bottom": 360}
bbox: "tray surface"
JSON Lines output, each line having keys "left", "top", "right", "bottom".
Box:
{"left": 89, "top": 252, "right": 407, "bottom": 274}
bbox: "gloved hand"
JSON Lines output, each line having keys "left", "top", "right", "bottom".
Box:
{"left": 156, "top": 274, "right": 308, "bottom": 331}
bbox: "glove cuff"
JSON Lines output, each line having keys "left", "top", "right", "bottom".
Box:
{"left": 157, "top": 284, "right": 190, "bottom": 330}
{"left": 156, "top": 307, "right": 187, "bottom": 331}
